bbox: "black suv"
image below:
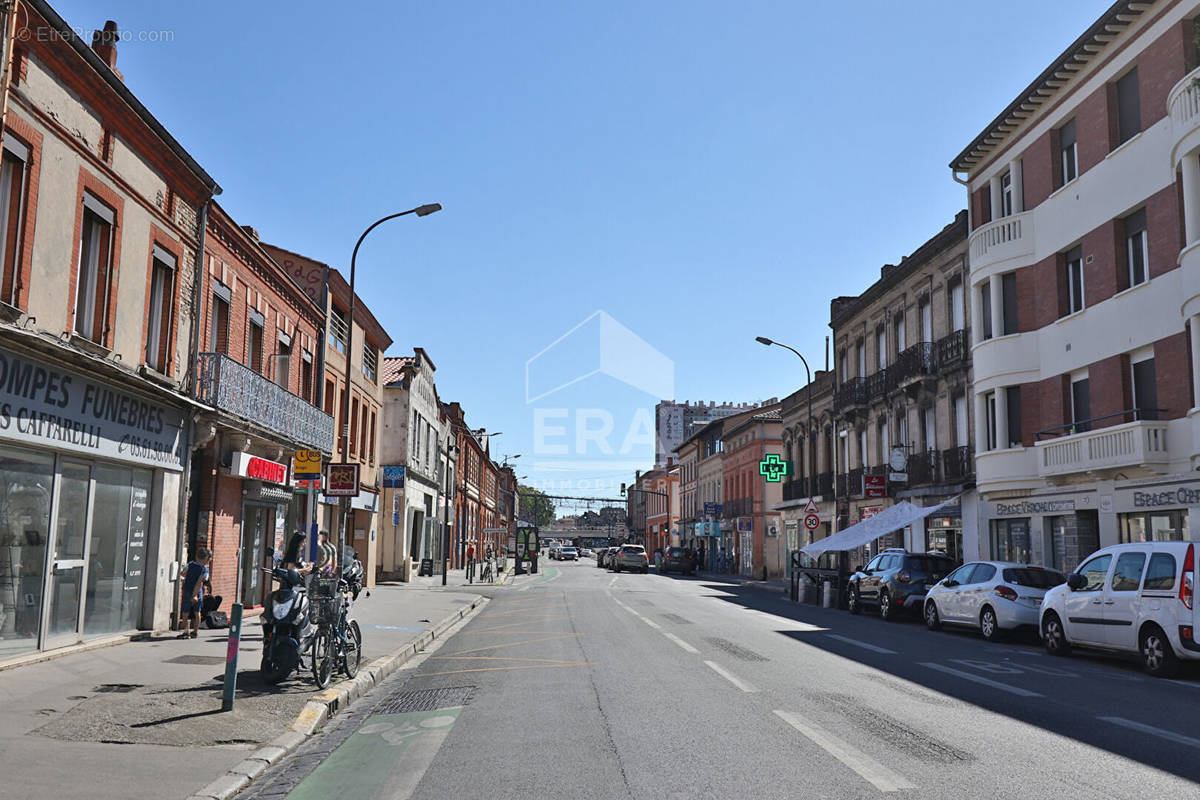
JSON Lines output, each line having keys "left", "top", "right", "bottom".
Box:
{"left": 847, "top": 549, "right": 958, "bottom": 620}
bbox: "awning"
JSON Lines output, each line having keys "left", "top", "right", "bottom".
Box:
{"left": 799, "top": 496, "right": 961, "bottom": 557}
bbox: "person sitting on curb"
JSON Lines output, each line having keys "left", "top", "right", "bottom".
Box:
{"left": 178, "top": 547, "right": 211, "bottom": 639}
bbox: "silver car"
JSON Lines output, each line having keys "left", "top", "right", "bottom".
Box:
{"left": 924, "top": 561, "right": 1066, "bottom": 641}
{"left": 613, "top": 544, "right": 649, "bottom": 573}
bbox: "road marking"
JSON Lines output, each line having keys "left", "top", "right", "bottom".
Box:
{"left": 920, "top": 663, "right": 1042, "bottom": 697}
{"left": 825, "top": 634, "right": 897, "bottom": 654}
{"left": 773, "top": 710, "right": 917, "bottom": 792}
{"left": 420, "top": 663, "right": 589, "bottom": 677}
{"left": 749, "top": 610, "right": 826, "bottom": 631}
{"left": 661, "top": 631, "right": 699, "bottom": 653}
{"left": 449, "top": 634, "right": 583, "bottom": 656}
{"left": 1166, "top": 679, "right": 1200, "bottom": 690}
{"left": 609, "top": 576, "right": 618, "bottom": 587}
{"left": 704, "top": 660, "right": 757, "bottom": 692}
{"left": 1099, "top": 716, "right": 1200, "bottom": 748}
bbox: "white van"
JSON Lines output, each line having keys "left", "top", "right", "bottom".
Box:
{"left": 1039, "top": 541, "right": 1197, "bottom": 676}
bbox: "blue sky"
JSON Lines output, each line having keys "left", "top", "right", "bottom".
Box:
{"left": 52, "top": 0, "right": 1108, "bottom": 507}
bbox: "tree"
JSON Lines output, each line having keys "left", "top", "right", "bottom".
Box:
{"left": 518, "top": 485, "right": 555, "bottom": 529}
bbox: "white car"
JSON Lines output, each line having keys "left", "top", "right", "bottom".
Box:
{"left": 558, "top": 546, "right": 578, "bottom": 561}
{"left": 1039, "top": 541, "right": 1198, "bottom": 677}
{"left": 924, "top": 561, "right": 1066, "bottom": 640}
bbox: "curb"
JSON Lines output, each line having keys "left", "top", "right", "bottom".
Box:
{"left": 187, "top": 594, "right": 488, "bottom": 800}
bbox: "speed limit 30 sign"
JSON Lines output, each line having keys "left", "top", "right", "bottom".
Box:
{"left": 803, "top": 513, "right": 820, "bottom": 530}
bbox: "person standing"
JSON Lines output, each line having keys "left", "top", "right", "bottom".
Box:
{"left": 466, "top": 541, "right": 477, "bottom": 584}
{"left": 178, "top": 548, "right": 211, "bottom": 639}
{"left": 283, "top": 529, "right": 308, "bottom": 570}
{"left": 316, "top": 530, "right": 337, "bottom": 576}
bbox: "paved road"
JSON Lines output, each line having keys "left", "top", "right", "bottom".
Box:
{"left": 243, "top": 559, "right": 1200, "bottom": 799}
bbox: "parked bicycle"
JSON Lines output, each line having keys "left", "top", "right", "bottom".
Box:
{"left": 309, "top": 569, "right": 364, "bottom": 688}
{"left": 480, "top": 557, "right": 495, "bottom": 583}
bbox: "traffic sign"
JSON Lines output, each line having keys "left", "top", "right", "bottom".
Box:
{"left": 804, "top": 513, "right": 820, "bottom": 531}
{"left": 802, "top": 498, "right": 819, "bottom": 515}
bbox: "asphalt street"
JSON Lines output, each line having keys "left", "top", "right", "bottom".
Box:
{"left": 241, "top": 559, "right": 1200, "bottom": 799}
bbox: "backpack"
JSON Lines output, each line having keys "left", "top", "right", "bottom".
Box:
{"left": 204, "top": 610, "right": 229, "bottom": 629}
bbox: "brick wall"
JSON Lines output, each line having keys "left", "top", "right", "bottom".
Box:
{"left": 1021, "top": 130, "right": 1054, "bottom": 210}
{"left": 1075, "top": 84, "right": 1110, "bottom": 174}
{"left": 1154, "top": 331, "right": 1192, "bottom": 419}
{"left": 1139, "top": 20, "right": 1189, "bottom": 134}
{"left": 1082, "top": 219, "right": 1121, "bottom": 304}
{"left": 1089, "top": 354, "right": 1130, "bottom": 427}
{"left": 1146, "top": 183, "right": 1182, "bottom": 281}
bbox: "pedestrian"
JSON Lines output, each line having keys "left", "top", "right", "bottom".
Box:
{"left": 466, "top": 541, "right": 477, "bottom": 583}
{"left": 178, "top": 547, "right": 211, "bottom": 639}
{"left": 697, "top": 543, "right": 706, "bottom": 572}
{"left": 283, "top": 529, "right": 307, "bottom": 570}
{"left": 316, "top": 530, "right": 337, "bottom": 576}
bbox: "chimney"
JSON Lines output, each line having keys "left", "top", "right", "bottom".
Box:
{"left": 241, "top": 225, "right": 260, "bottom": 241}
{"left": 92, "top": 21, "right": 121, "bottom": 78}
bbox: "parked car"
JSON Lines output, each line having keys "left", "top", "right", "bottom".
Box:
{"left": 603, "top": 548, "right": 619, "bottom": 568}
{"left": 924, "top": 562, "right": 1065, "bottom": 640}
{"left": 595, "top": 547, "right": 612, "bottom": 568}
{"left": 660, "top": 546, "right": 695, "bottom": 575}
{"left": 847, "top": 549, "right": 958, "bottom": 620}
{"left": 1039, "top": 541, "right": 1197, "bottom": 677}
{"left": 613, "top": 544, "right": 649, "bottom": 573}
{"left": 558, "top": 546, "right": 578, "bottom": 561}
{"left": 580, "top": 548, "right": 594, "bottom": 558}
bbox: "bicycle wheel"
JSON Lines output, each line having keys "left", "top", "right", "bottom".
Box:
{"left": 312, "top": 627, "right": 334, "bottom": 688}
{"left": 342, "top": 620, "right": 362, "bottom": 678}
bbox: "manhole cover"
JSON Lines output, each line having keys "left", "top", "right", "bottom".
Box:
{"left": 376, "top": 686, "right": 475, "bottom": 714}
{"left": 92, "top": 684, "right": 143, "bottom": 693}
{"left": 164, "top": 655, "right": 226, "bottom": 665}
{"left": 704, "top": 638, "right": 767, "bottom": 662}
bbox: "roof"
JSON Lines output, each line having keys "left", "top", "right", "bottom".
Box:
{"left": 950, "top": 0, "right": 1153, "bottom": 174}
{"left": 381, "top": 356, "right": 414, "bottom": 386}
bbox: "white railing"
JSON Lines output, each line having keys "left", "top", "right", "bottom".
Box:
{"left": 1169, "top": 67, "right": 1200, "bottom": 132}
{"left": 968, "top": 211, "right": 1034, "bottom": 272}
{"left": 1037, "top": 420, "right": 1169, "bottom": 479}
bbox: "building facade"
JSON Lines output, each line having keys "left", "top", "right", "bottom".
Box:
{"left": 720, "top": 405, "right": 785, "bottom": 578}
{"left": 775, "top": 372, "right": 837, "bottom": 565}
{"left": 951, "top": 0, "right": 1200, "bottom": 571}
{"left": 830, "top": 212, "right": 975, "bottom": 564}
{"left": 655, "top": 399, "right": 759, "bottom": 466}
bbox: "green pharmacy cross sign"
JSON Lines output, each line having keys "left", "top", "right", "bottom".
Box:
{"left": 759, "top": 454, "right": 789, "bottom": 483}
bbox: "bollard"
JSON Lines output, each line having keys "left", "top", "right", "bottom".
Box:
{"left": 221, "top": 602, "right": 243, "bottom": 712}
{"left": 822, "top": 581, "right": 833, "bottom": 608}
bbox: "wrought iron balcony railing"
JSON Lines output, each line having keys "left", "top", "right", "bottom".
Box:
{"left": 937, "top": 329, "right": 969, "bottom": 369}
{"left": 907, "top": 449, "right": 938, "bottom": 485}
{"left": 196, "top": 352, "right": 335, "bottom": 452}
{"left": 941, "top": 445, "right": 973, "bottom": 483}
{"left": 892, "top": 342, "right": 937, "bottom": 388}
{"left": 847, "top": 467, "right": 864, "bottom": 496}
{"left": 833, "top": 377, "right": 869, "bottom": 413}
{"left": 817, "top": 472, "right": 833, "bottom": 497}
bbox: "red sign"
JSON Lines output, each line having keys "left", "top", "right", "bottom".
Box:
{"left": 230, "top": 451, "right": 288, "bottom": 485}
{"left": 863, "top": 474, "right": 887, "bottom": 498}
{"left": 325, "top": 463, "right": 360, "bottom": 497}
{"left": 861, "top": 505, "right": 884, "bottom": 520}
{"left": 804, "top": 513, "right": 820, "bottom": 531}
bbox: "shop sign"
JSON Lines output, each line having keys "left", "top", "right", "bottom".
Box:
{"left": 994, "top": 499, "right": 1075, "bottom": 516}
{"left": 231, "top": 451, "right": 288, "bottom": 484}
{"left": 293, "top": 450, "right": 322, "bottom": 477}
{"left": 861, "top": 506, "right": 884, "bottom": 520}
{"left": 326, "top": 463, "right": 360, "bottom": 496}
{"left": 0, "top": 346, "right": 185, "bottom": 470}
{"left": 1127, "top": 484, "right": 1200, "bottom": 509}
{"left": 351, "top": 491, "right": 378, "bottom": 511}
{"left": 863, "top": 474, "right": 886, "bottom": 498}
{"left": 382, "top": 465, "right": 405, "bottom": 489}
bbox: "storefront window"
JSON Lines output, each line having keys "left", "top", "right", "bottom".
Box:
{"left": 86, "top": 466, "right": 151, "bottom": 635}
{"left": 991, "top": 518, "right": 1031, "bottom": 564}
{"left": 0, "top": 447, "right": 53, "bottom": 658}
{"left": 925, "top": 517, "right": 962, "bottom": 563}
{"left": 1119, "top": 511, "right": 1188, "bottom": 543}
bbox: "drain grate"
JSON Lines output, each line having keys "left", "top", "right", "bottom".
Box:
{"left": 92, "top": 684, "right": 142, "bottom": 693}
{"left": 660, "top": 613, "right": 692, "bottom": 625}
{"left": 705, "top": 638, "right": 767, "bottom": 662}
{"left": 376, "top": 686, "right": 476, "bottom": 714}
{"left": 164, "top": 655, "right": 226, "bottom": 665}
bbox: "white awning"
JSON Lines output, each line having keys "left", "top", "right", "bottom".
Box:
{"left": 799, "top": 496, "right": 961, "bottom": 557}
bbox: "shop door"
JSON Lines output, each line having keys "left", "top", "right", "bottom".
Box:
{"left": 43, "top": 460, "right": 93, "bottom": 649}
{"left": 240, "top": 504, "right": 273, "bottom": 607}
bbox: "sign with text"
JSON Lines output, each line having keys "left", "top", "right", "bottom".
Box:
{"left": 860, "top": 505, "right": 884, "bottom": 520}
{"left": 703, "top": 502, "right": 723, "bottom": 516}
{"left": 293, "top": 450, "right": 322, "bottom": 476}
{"left": 382, "top": 465, "right": 406, "bottom": 489}
{"left": 325, "top": 463, "right": 360, "bottom": 496}
{"left": 0, "top": 346, "right": 185, "bottom": 470}
{"left": 231, "top": 451, "right": 288, "bottom": 484}
{"left": 863, "top": 474, "right": 887, "bottom": 498}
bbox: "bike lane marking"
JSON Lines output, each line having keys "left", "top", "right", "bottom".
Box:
{"left": 284, "top": 708, "right": 462, "bottom": 800}
{"left": 773, "top": 710, "right": 917, "bottom": 792}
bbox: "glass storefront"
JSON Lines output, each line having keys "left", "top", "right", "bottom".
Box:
{"left": 1119, "top": 510, "right": 1188, "bottom": 543}
{"left": 991, "top": 518, "right": 1031, "bottom": 564}
{"left": 925, "top": 516, "right": 962, "bottom": 563}
{"left": 0, "top": 449, "right": 53, "bottom": 659}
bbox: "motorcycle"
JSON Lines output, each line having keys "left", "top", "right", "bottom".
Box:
{"left": 259, "top": 565, "right": 317, "bottom": 684}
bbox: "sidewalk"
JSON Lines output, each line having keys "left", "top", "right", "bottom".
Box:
{"left": 1, "top": 579, "right": 487, "bottom": 800}
{"left": 693, "top": 569, "right": 791, "bottom": 596}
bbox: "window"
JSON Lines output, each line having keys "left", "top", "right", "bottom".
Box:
{"left": 1001, "top": 272, "right": 1018, "bottom": 335}
{"left": 1142, "top": 553, "right": 1177, "bottom": 591}
{"left": 1077, "top": 554, "right": 1112, "bottom": 591}
{"left": 0, "top": 138, "right": 29, "bottom": 306}
{"left": 301, "top": 350, "right": 313, "bottom": 403}
{"left": 324, "top": 378, "right": 335, "bottom": 416}
{"left": 980, "top": 281, "right": 992, "bottom": 340}
{"left": 971, "top": 563, "right": 997, "bottom": 583}
{"left": 1058, "top": 118, "right": 1077, "bottom": 185}
{"left": 922, "top": 406, "right": 935, "bottom": 451}
{"left": 412, "top": 410, "right": 420, "bottom": 457}
{"left": 75, "top": 194, "right": 115, "bottom": 344}
{"left": 855, "top": 340, "right": 866, "bottom": 378}
{"left": 858, "top": 429, "right": 867, "bottom": 469}
{"left": 985, "top": 391, "right": 998, "bottom": 450}
{"left": 877, "top": 418, "right": 888, "bottom": 465}
{"left": 247, "top": 311, "right": 264, "bottom": 373}
{"left": 949, "top": 280, "right": 964, "bottom": 332}
{"left": 350, "top": 396, "right": 360, "bottom": 456}
{"left": 991, "top": 519, "right": 1031, "bottom": 564}
{"left": 360, "top": 403, "right": 369, "bottom": 464}
{"left": 894, "top": 313, "right": 905, "bottom": 355}
{"left": 145, "top": 246, "right": 175, "bottom": 373}
{"left": 919, "top": 298, "right": 932, "bottom": 343}
{"left": 1123, "top": 208, "right": 1147, "bottom": 288}
{"left": 362, "top": 341, "right": 377, "bottom": 382}
{"left": 1071, "top": 377, "right": 1090, "bottom": 433}
{"left": 1110, "top": 552, "right": 1146, "bottom": 592}
{"left": 1119, "top": 510, "right": 1188, "bottom": 543}
{"left": 209, "top": 283, "right": 230, "bottom": 354}
{"left": 273, "top": 334, "right": 291, "bottom": 390}
{"left": 1065, "top": 246, "right": 1084, "bottom": 314}
{"left": 954, "top": 394, "right": 968, "bottom": 447}
{"left": 838, "top": 349, "right": 847, "bottom": 383}
{"left": 1005, "top": 386, "right": 1022, "bottom": 448}
{"left": 876, "top": 327, "right": 886, "bottom": 370}
{"left": 999, "top": 171, "right": 1013, "bottom": 218}
{"left": 1132, "top": 356, "right": 1157, "bottom": 421}
{"left": 1116, "top": 67, "right": 1140, "bottom": 146}
{"left": 329, "top": 305, "right": 348, "bottom": 354}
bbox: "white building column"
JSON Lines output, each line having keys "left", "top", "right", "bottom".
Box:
{"left": 975, "top": 393, "right": 989, "bottom": 453}
{"left": 1009, "top": 159, "right": 1023, "bottom": 213}
{"left": 995, "top": 386, "right": 1009, "bottom": 450}
{"left": 1183, "top": 153, "right": 1200, "bottom": 246}
{"left": 971, "top": 280, "right": 985, "bottom": 345}
{"left": 1190, "top": 315, "right": 1200, "bottom": 409}
{"left": 989, "top": 274, "right": 1004, "bottom": 338}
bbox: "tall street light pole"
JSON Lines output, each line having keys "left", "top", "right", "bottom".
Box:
{"left": 339, "top": 203, "right": 441, "bottom": 571}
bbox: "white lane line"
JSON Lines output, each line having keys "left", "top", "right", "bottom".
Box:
{"left": 661, "top": 631, "right": 699, "bottom": 653}
{"left": 704, "top": 660, "right": 757, "bottom": 692}
{"left": 920, "top": 663, "right": 1042, "bottom": 697}
{"left": 773, "top": 710, "right": 917, "bottom": 792}
{"left": 608, "top": 576, "right": 618, "bottom": 587}
{"left": 1166, "top": 679, "right": 1200, "bottom": 690}
{"left": 824, "top": 634, "right": 897, "bottom": 655}
{"left": 639, "top": 615, "right": 663, "bottom": 630}
{"left": 1099, "top": 716, "right": 1200, "bottom": 748}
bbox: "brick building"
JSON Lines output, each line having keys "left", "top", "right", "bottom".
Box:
{"left": 720, "top": 405, "right": 784, "bottom": 578}
{"left": 774, "top": 372, "right": 837, "bottom": 565}
{"left": 0, "top": 5, "right": 220, "bottom": 659}
{"left": 951, "top": 0, "right": 1200, "bottom": 571}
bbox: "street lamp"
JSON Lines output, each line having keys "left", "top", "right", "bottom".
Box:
{"left": 338, "top": 203, "right": 441, "bottom": 572}
{"left": 756, "top": 335, "right": 814, "bottom": 495}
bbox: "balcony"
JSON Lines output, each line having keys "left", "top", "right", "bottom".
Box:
{"left": 891, "top": 342, "right": 937, "bottom": 392}
{"left": 866, "top": 370, "right": 889, "bottom": 401}
{"left": 816, "top": 472, "right": 833, "bottom": 497}
{"left": 847, "top": 467, "right": 863, "bottom": 497}
{"left": 968, "top": 211, "right": 1034, "bottom": 275}
{"left": 1169, "top": 66, "right": 1200, "bottom": 168}
{"left": 907, "top": 449, "right": 938, "bottom": 486}
{"left": 835, "top": 473, "right": 848, "bottom": 498}
{"left": 833, "top": 377, "right": 868, "bottom": 414}
{"left": 782, "top": 478, "right": 809, "bottom": 501}
{"left": 940, "top": 445, "right": 973, "bottom": 483}
{"left": 1036, "top": 418, "right": 1169, "bottom": 481}
{"left": 936, "top": 329, "right": 969, "bottom": 371}
{"left": 196, "top": 352, "right": 335, "bottom": 452}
